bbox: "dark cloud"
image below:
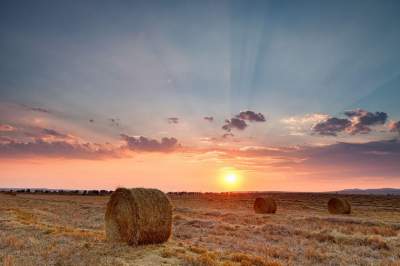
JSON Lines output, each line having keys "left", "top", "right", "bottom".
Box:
{"left": 20, "top": 104, "right": 51, "bottom": 114}
{"left": 109, "top": 118, "right": 120, "bottom": 127}
{"left": 167, "top": 117, "right": 179, "bottom": 124}
{"left": 236, "top": 110, "right": 266, "bottom": 122}
{"left": 389, "top": 121, "right": 400, "bottom": 134}
{"left": 30, "top": 107, "right": 50, "bottom": 113}
{"left": 222, "top": 110, "right": 265, "bottom": 132}
{"left": 42, "top": 128, "right": 68, "bottom": 138}
{"left": 312, "top": 109, "right": 388, "bottom": 136}
{"left": 0, "top": 139, "right": 114, "bottom": 159}
{"left": 120, "top": 134, "right": 179, "bottom": 152}
{"left": 204, "top": 116, "right": 214, "bottom": 122}
{"left": 222, "top": 133, "right": 234, "bottom": 138}
{"left": 0, "top": 125, "right": 73, "bottom": 143}
{"left": 312, "top": 118, "right": 351, "bottom": 136}
{"left": 345, "top": 109, "right": 388, "bottom": 135}
{"left": 222, "top": 118, "right": 247, "bottom": 132}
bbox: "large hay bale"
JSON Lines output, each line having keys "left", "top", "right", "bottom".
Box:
{"left": 328, "top": 198, "right": 351, "bottom": 214}
{"left": 253, "top": 197, "right": 277, "bottom": 214}
{"left": 105, "top": 187, "right": 172, "bottom": 245}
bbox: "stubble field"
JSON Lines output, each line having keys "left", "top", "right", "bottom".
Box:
{"left": 1, "top": 192, "right": 400, "bottom": 265}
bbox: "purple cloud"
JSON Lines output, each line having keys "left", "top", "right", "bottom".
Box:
{"left": 42, "top": 128, "right": 69, "bottom": 138}
{"left": 236, "top": 110, "right": 266, "bottom": 122}
{"left": 312, "top": 109, "right": 388, "bottom": 136}
{"left": 204, "top": 116, "right": 214, "bottom": 122}
{"left": 345, "top": 109, "right": 388, "bottom": 135}
{"left": 312, "top": 117, "right": 351, "bottom": 136}
{"left": 0, "top": 124, "right": 15, "bottom": 132}
{"left": 120, "top": 134, "right": 179, "bottom": 152}
{"left": 0, "top": 139, "right": 113, "bottom": 159}
{"left": 389, "top": 121, "right": 400, "bottom": 134}
{"left": 20, "top": 104, "right": 51, "bottom": 114}
{"left": 222, "top": 133, "right": 234, "bottom": 138}
{"left": 222, "top": 118, "right": 247, "bottom": 132}
{"left": 236, "top": 139, "right": 400, "bottom": 178}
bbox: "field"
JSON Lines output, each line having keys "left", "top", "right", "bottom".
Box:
{"left": 1, "top": 192, "right": 400, "bottom": 266}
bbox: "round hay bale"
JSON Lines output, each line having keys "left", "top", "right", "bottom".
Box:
{"left": 105, "top": 187, "right": 172, "bottom": 245}
{"left": 328, "top": 198, "right": 351, "bottom": 214}
{"left": 253, "top": 197, "right": 277, "bottom": 214}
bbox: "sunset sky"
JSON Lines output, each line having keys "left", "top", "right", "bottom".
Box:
{"left": 1, "top": 0, "right": 400, "bottom": 192}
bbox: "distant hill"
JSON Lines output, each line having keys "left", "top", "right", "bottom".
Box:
{"left": 336, "top": 188, "right": 400, "bottom": 195}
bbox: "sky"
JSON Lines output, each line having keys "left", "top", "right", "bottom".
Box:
{"left": 1, "top": 0, "right": 400, "bottom": 192}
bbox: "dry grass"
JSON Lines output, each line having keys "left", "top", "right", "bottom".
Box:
{"left": 1, "top": 192, "right": 400, "bottom": 265}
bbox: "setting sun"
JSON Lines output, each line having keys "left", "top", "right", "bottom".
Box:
{"left": 224, "top": 173, "right": 237, "bottom": 185}
{"left": 218, "top": 168, "right": 242, "bottom": 190}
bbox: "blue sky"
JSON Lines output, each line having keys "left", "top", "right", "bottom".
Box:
{"left": 1, "top": 0, "right": 400, "bottom": 190}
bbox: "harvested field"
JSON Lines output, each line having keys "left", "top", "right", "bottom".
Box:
{"left": 1, "top": 192, "right": 400, "bottom": 265}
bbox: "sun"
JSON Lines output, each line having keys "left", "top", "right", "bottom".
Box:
{"left": 224, "top": 173, "right": 238, "bottom": 185}
{"left": 218, "top": 168, "right": 242, "bottom": 190}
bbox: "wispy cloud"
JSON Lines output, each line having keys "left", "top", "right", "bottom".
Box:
{"left": 0, "top": 124, "right": 15, "bottom": 132}
{"left": 167, "top": 117, "right": 179, "bottom": 124}
{"left": 20, "top": 104, "right": 51, "bottom": 114}
{"left": 281, "top": 113, "right": 329, "bottom": 135}
{"left": 0, "top": 139, "right": 116, "bottom": 159}
{"left": 389, "top": 120, "right": 400, "bottom": 134}
{"left": 203, "top": 116, "right": 214, "bottom": 122}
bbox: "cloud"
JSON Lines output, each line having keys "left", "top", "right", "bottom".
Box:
{"left": 312, "top": 117, "right": 351, "bottom": 136}
{"left": 281, "top": 113, "right": 329, "bottom": 135}
{"left": 109, "top": 118, "right": 120, "bottom": 127}
{"left": 203, "top": 116, "right": 214, "bottom": 122}
{"left": 222, "top": 118, "right": 247, "bottom": 132}
{"left": 167, "top": 117, "right": 179, "bottom": 124}
{"left": 0, "top": 124, "right": 76, "bottom": 144}
{"left": 29, "top": 107, "right": 50, "bottom": 113}
{"left": 42, "top": 128, "right": 69, "bottom": 138}
{"left": 120, "top": 134, "right": 180, "bottom": 152}
{"left": 389, "top": 121, "right": 400, "bottom": 134}
{"left": 0, "top": 124, "right": 15, "bottom": 132}
{"left": 20, "top": 104, "right": 51, "bottom": 114}
{"left": 222, "top": 133, "right": 234, "bottom": 138}
{"left": 222, "top": 110, "right": 265, "bottom": 132}
{"left": 345, "top": 109, "right": 388, "bottom": 135}
{"left": 236, "top": 110, "right": 266, "bottom": 122}
{"left": 312, "top": 109, "right": 388, "bottom": 136}
{"left": 0, "top": 139, "right": 115, "bottom": 159}
{"left": 227, "top": 139, "right": 400, "bottom": 178}
{"left": 298, "top": 139, "right": 400, "bottom": 177}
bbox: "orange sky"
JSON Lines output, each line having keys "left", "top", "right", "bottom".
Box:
{"left": 2, "top": 151, "right": 400, "bottom": 192}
